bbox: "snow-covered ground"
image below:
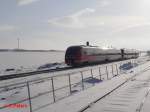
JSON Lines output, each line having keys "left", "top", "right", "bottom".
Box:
{"left": 34, "top": 57, "right": 150, "bottom": 112}
{"left": 0, "top": 56, "right": 149, "bottom": 112}
{"left": 0, "top": 51, "right": 65, "bottom": 75}
{"left": 84, "top": 66, "right": 150, "bottom": 112}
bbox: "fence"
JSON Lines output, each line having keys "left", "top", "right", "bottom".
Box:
{"left": 0, "top": 59, "right": 139, "bottom": 112}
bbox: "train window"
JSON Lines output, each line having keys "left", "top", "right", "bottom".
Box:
{"left": 66, "top": 47, "right": 81, "bottom": 55}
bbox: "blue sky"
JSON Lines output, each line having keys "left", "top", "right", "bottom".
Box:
{"left": 0, "top": 0, "right": 150, "bottom": 50}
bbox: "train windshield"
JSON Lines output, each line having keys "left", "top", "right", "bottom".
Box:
{"left": 65, "top": 47, "right": 81, "bottom": 56}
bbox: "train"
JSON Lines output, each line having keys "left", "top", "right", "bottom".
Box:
{"left": 65, "top": 44, "right": 139, "bottom": 66}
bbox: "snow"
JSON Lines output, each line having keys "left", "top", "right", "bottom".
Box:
{"left": 141, "top": 90, "right": 150, "bottom": 112}
{"left": 84, "top": 65, "right": 150, "bottom": 112}
{"left": 34, "top": 60, "right": 150, "bottom": 112}
{"left": 0, "top": 56, "right": 150, "bottom": 112}
{"left": 0, "top": 51, "right": 65, "bottom": 75}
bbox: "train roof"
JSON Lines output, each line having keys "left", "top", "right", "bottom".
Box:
{"left": 68, "top": 45, "right": 98, "bottom": 48}
{"left": 67, "top": 45, "right": 139, "bottom": 53}
{"left": 68, "top": 45, "right": 118, "bottom": 50}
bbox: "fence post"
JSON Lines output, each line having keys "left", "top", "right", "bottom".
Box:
{"left": 134, "top": 59, "right": 136, "bottom": 64}
{"left": 106, "top": 66, "right": 109, "bottom": 80}
{"left": 68, "top": 74, "right": 72, "bottom": 94}
{"left": 51, "top": 77, "right": 56, "bottom": 102}
{"left": 27, "top": 82, "right": 32, "bottom": 112}
{"left": 133, "top": 59, "right": 135, "bottom": 64}
{"left": 119, "top": 62, "right": 122, "bottom": 73}
{"left": 91, "top": 69, "right": 93, "bottom": 78}
{"left": 111, "top": 64, "right": 114, "bottom": 77}
{"left": 115, "top": 64, "right": 119, "bottom": 76}
{"left": 99, "top": 67, "right": 101, "bottom": 80}
{"left": 91, "top": 69, "right": 95, "bottom": 86}
{"left": 80, "top": 72, "right": 84, "bottom": 90}
{"left": 130, "top": 60, "right": 132, "bottom": 64}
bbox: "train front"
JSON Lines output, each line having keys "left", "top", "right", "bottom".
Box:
{"left": 65, "top": 46, "right": 82, "bottom": 66}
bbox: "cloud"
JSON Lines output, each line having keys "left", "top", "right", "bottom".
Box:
{"left": 48, "top": 10, "right": 149, "bottom": 32}
{"left": 48, "top": 8, "right": 103, "bottom": 28}
{"left": 72, "top": 8, "right": 95, "bottom": 17}
{"left": 0, "top": 25, "right": 17, "bottom": 32}
{"left": 111, "top": 22, "right": 150, "bottom": 34}
{"left": 17, "top": 0, "right": 40, "bottom": 6}
{"left": 98, "top": 0, "right": 111, "bottom": 7}
{"left": 107, "top": 16, "right": 150, "bottom": 34}
{"left": 48, "top": 6, "right": 150, "bottom": 36}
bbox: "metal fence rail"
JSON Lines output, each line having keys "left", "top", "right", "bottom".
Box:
{"left": 0, "top": 59, "right": 139, "bottom": 112}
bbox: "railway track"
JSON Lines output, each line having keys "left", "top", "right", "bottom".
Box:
{"left": 79, "top": 66, "right": 150, "bottom": 112}
{"left": 0, "top": 59, "right": 126, "bottom": 81}
{"left": 0, "top": 66, "right": 73, "bottom": 81}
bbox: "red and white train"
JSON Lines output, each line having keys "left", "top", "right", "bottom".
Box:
{"left": 65, "top": 45, "right": 139, "bottom": 66}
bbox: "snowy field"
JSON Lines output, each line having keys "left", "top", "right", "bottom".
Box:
{"left": 0, "top": 51, "right": 65, "bottom": 75}
{"left": 0, "top": 56, "right": 149, "bottom": 112}
{"left": 34, "top": 56, "right": 150, "bottom": 112}
{"left": 84, "top": 66, "right": 150, "bottom": 112}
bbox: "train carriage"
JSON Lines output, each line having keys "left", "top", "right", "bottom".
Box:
{"left": 65, "top": 45, "right": 139, "bottom": 66}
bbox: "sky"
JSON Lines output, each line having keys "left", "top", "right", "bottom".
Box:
{"left": 0, "top": 0, "right": 150, "bottom": 50}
